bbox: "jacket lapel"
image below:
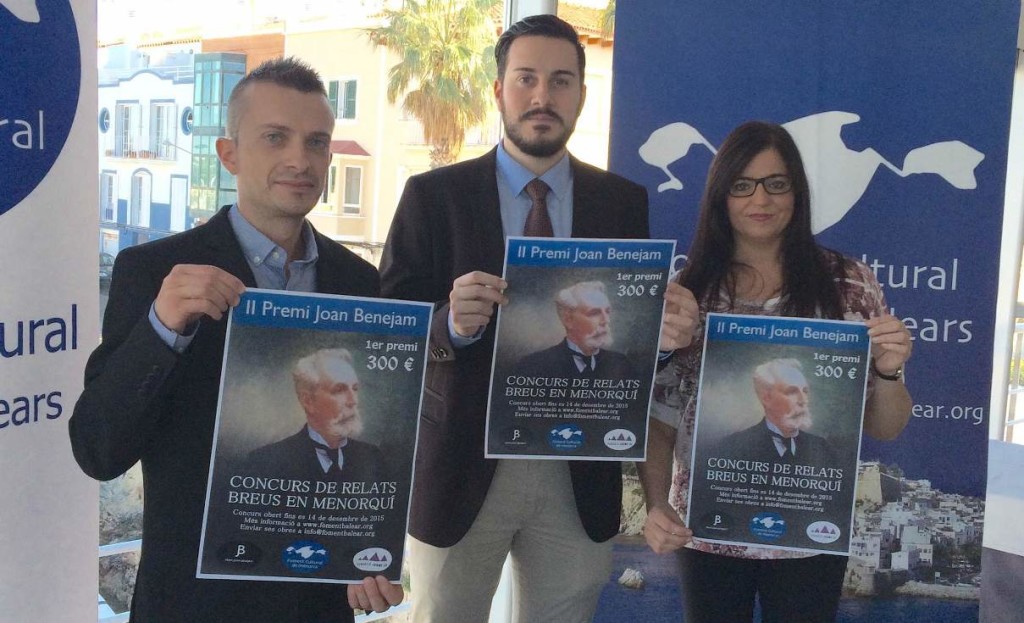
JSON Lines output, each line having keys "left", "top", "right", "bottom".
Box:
{"left": 570, "top": 156, "right": 606, "bottom": 239}
{"left": 470, "top": 148, "right": 506, "bottom": 275}
{"left": 313, "top": 229, "right": 348, "bottom": 295}
{"left": 201, "top": 205, "right": 258, "bottom": 287}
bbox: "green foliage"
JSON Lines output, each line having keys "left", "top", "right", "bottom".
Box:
{"left": 961, "top": 542, "right": 982, "bottom": 566}
{"left": 366, "top": 0, "right": 499, "bottom": 168}
{"left": 601, "top": 0, "right": 616, "bottom": 37}
{"left": 932, "top": 542, "right": 952, "bottom": 567}
{"left": 1010, "top": 355, "right": 1024, "bottom": 386}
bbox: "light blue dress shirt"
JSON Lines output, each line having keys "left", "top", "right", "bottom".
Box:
{"left": 448, "top": 144, "right": 574, "bottom": 347}
{"left": 150, "top": 204, "right": 319, "bottom": 352}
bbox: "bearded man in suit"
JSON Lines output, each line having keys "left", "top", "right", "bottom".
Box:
{"left": 720, "top": 358, "right": 838, "bottom": 467}
{"left": 247, "top": 348, "right": 387, "bottom": 484}
{"left": 379, "top": 14, "right": 697, "bottom": 623}
{"left": 516, "top": 280, "right": 637, "bottom": 381}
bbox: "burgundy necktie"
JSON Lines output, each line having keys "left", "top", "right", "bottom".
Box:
{"left": 524, "top": 178, "right": 553, "bottom": 237}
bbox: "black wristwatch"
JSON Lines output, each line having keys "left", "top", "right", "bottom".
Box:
{"left": 871, "top": 357, "right": 903, "bottom": 382}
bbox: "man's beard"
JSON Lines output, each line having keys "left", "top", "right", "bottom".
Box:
{"left": 330, "top": 411, "right": 364, "bottom": 440}
{"left": 503, "top": 108, "right": 576, "bottom": 158}
{"left": 583, "top": 329, "right": 612, "bottom": 352}
{"left": 790, "top": 411, "right": 813, "bottom": 432}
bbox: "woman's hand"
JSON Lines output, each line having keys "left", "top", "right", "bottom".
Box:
{"left": 863, "top": 314, "right": 914, "bottom": 440}
{"left": 659, "top": 282, "right": 700, "bottom": 352}
{"left": 642, "top": 502, "right": 693, "bottom": 554}
{"left": 866, "top": 315, "right": 912, "bottom": 375}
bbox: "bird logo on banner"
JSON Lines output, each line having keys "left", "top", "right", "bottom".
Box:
{"left": 638, "top": 111, "right": 984, "bottom": 234}
{"left": 1, "top": 0, "right": 40, "bottom": 23}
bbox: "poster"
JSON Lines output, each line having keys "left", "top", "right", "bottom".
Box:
{"left": 687, "top": 313, "right": 870, "bottom": 554}
{"left": 197, "top": 289, "right": 431, "bottom": 583}
{"left": 485, "top": 237, "right": 674, "bottom": 460}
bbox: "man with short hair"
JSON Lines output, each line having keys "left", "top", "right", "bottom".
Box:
{"left": 517, "top": 281, "right": 636, "bottom": 379}
{"left": 70, "top": 57, "right": 400, "bottom": 622}
{"left": 248, "top": 348, "right": 386, "bottom": 484}
{"left": 720, "top": 358, "right": 837, "bottom": 465}
{"left": 380, "top": 14, "right": 696, "bottom": 622}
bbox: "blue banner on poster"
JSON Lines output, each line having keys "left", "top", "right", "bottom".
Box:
{"left": 707, "top": 314, "right": 869, "bottom": 350}
{"left": 506, "top": 237, "right": 676, "bottom": 268}
{"left": 233, "top": 289, "right": 433, "bottom": 336}
{"left": 607, "top": 1, "right": 1017, "bottom": 617}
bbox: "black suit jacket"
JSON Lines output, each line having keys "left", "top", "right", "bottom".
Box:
{"left": 69, "top": 206, "right": 379, "bottom": 623}
{"left": 719, "top": 419, "right": 838, "bottom": 467}
{"left": 247, "top": 426, "right": 387, "bottom": 484}
{"left": 379, "top": 148, "right": 648, "bottom": 547}
{"left": 516, "top": 340, "right": 637, "bottom": 382}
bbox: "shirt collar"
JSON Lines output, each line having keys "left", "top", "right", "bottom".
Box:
{"left": 565, "top": 338, "right": 598, "bottom": 357}
{"left": 305, "top": 425, "right": 349, "bottom": 449}
{"left": 228, "top": 204, "right": 318, "bottom": 267}
{"left": 496, "top": 142, "right": 572, "bottom": 202}
{"left": 764, "top": 419, "right": 798, "bottom": 439}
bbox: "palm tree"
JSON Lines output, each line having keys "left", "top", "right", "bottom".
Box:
{"left": 367, "top": 0, "right": 499, "bottom": 168}
{"left": 601, "top": 0, "right": 615, "bottom": 38}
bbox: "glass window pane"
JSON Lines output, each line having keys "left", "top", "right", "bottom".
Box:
{"left": 328, "top": 80, "right": 339, "bottom": 118}
{"left": 343, "top": 166, "right": 361, "bottom": 213}
{"left": 343, "top": 80, "right": 357, "bottom": 119}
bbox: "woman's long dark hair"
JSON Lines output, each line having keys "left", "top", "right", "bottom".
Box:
{"left": 679, "top": 121, "right": 847, "bottom": 319}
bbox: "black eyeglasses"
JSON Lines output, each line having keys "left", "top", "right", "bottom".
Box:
{"left": 728, "top": 175, "right": 792, "bottom": 198}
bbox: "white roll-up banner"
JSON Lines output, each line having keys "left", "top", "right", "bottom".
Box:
{"left": 1, "top": 0, "right": 99, "bottom": 621}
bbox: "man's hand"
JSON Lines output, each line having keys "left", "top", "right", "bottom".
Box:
{"left": 153, "top": 264, "right": 246, "bottom": 334}
{"left": 347, "top": 575, "right": 404, "bottom": 613}
{"left": 643, "top": 502, "right": 692, "bottom": 554}
{"left": 658, "top": 282, "right": 699, "bottom": 352}
{"left": 449, "top": 271, "right": 508, "bottom": 337}
{"left": 866, "top": 315, "right": 912, "bottom": 376}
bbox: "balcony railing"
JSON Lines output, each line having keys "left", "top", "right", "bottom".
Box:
{"left": 99, "top": 65, "right": 195, "bottom": 86}
{"left": 105, "top": 148, "right": 176, "bottom": 161}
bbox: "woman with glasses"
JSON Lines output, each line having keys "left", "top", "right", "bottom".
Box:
{"left": 638, "top": 121, "right": 913, "bottom": 622}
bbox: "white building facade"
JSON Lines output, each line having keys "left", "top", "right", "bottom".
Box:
{"left": 98, "top": 52, "right": 195, "bottom": 255}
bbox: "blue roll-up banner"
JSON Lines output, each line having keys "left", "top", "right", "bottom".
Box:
{"left": 1, "top": 0, "right": 99, "bottom": 621}
{"left": 607, "top": 1, "right": 1017, "bottom": 619}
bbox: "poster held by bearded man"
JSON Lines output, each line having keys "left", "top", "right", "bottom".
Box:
{"left": 485, "top": 237, "right": 674, "bottom": 461}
